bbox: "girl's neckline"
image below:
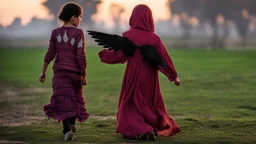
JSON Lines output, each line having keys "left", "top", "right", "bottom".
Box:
{"left": 61, "top": 26, "right": 76, "bottom": 28}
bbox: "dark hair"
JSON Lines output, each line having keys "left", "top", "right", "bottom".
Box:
{"left": 58, "top": 2, "right": 82, "bottom": 22}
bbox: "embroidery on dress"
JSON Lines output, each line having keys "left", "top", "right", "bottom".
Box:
{"left": 63, "top": 30, "right": 68, "bottom": 43}
{"left": 54, "top": 53, "right": 58, "bottom": 62}
{"left": 71, "top": 38, "right": 75, "bottom": 46}
{"left": 56, "top": 34, "right": 62, "bottom": 43}
{"left": 77, "top": 38, "right": 84, "bottom": 48}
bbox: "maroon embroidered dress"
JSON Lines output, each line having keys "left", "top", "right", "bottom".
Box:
{"left": 98, "top": 5, "right": 180, "bottom": 138}
{"left": 43, "top": 27, "right": 89, "bottom": 122}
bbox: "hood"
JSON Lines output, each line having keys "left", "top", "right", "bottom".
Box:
{"left": 129, "top": 4, "right": 154, "bottom": 32}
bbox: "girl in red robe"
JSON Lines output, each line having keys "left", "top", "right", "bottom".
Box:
{"left": 39, "top": 2, "right": 88, "bottom": 141}
{"left": 98, "top": 4, "right": 181, "bottom": 141}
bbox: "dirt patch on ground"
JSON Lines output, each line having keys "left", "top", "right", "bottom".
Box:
{"left": 0, "top": 86, "right": 50, "bottom": 102}
{"left": 0, "top": 140, "right": 24, "bottom": 144}
{"left": 23, "top": 87, "right": 50, "bottom": 94}
{"left": 0, "top": 104, "right": 47, "bottom": 127}
{"left": 90, "top": 116, "right": 116, "bottom": 120}
{"left": 0, "top": 108, "right": 46, "bottom": 127}
{"left": 0, "top": 85, "right": 186, "bottom": 127}
{"left": 0, "top": 85, "right": 49, "bottom": 127}
{"left": 0, "top": 86, "right": 19, "bottom": 102}
{"left": 0, "top": 85, "right": 119, "bottom": 126}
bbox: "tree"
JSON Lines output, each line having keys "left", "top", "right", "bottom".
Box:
{"left": 42, "top": 0, "right": 101, "bottom": 27}
{"left": 0, "top": 24, "right": 4, "bottom": 37}
{"left": 10, "top": 18, "right": 22, "bottom": 28}
{"left": 170, "top": 0, "right": 201, "bottom": 40}
{"left": 180, "top": 13, "right": 192, "bottom": 39}
{"left": 169, "top": 0, "right": 256, "bottom": 48}
{"left": 109, "top": 3, "right": 125, "bottom": 33}
{"left": 235, "top": 10, "right": 250, "bottom": 48}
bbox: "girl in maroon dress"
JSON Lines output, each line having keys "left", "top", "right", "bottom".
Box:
{"left": 98, "top": 4, "right": 181, "bottom": 141}
{"left": 39, "top": 2, "right": 88, "bottom": 141}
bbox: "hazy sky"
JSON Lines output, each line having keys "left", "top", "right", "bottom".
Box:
{"left": 93, "top": 0, "right": 171, "bottom": 27}
{"left": 0, "top": 0, "right": 170, "bottom": 27}
{"left": 0, "top": 0, "right": 52, "bottom": 27}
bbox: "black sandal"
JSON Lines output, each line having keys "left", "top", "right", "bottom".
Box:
{"left": 137, "top": 131, "right": 156, "bottom": 141}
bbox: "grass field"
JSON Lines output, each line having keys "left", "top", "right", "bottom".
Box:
{"left": 0, "top": 47, "right": 256, "bottom": 144}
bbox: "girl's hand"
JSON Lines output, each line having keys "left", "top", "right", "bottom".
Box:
{"left": 81, "top": 69, "right": 87, "bottom": 86}
{"left": 81, "top": 76, "right": 87, "bottom": 86}
{"left": 174, "top": 77, "right": 180, "bottom": 86}
{"left": 39, "top": 72, "right": 46, "bottom": 83}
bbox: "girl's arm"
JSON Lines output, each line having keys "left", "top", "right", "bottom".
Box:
{"left": 156, "top": 37, "right": 178, "bottom": 83}
{"left": 39, "top": 62, "right": 48, "bottom": 83}
{"left": 76, "top": 30, "right": 87, "bottom": 75}
{"left": 39, "top": 31, "right": 56, "bottom": 83}
{"left": 98, "top": 33, "right": 128, "bottom": 64}
{"left": 76, "top": 30, "right": 87, "bottom": 85}
{"left": 44, "top": 31, "right": 56, "bottom": 65}
{"left": 98, "top": 49, "right": 127, "bottom": 64}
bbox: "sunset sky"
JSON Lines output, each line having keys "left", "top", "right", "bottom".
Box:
{"left": 0, "top": 0, "right": 171, "bottom": 27}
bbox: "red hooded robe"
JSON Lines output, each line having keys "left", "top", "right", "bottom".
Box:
{"left": 98, "top": 4, "right": 180, "bottom": 138}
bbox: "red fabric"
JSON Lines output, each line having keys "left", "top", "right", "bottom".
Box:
{"left": 129, "top": 4, "right": 154, "bottom": 32}
{"left": 98, "top": 4, "right": 180, "bottom": 138}
{"left": 44, "top": 27, "right": 87, "bottom": 74}
{"left": 43, "top": 27, "right": 88, "bottom": 122}
{"left": 44, "top": 71, "right": 89, "bottom": 122}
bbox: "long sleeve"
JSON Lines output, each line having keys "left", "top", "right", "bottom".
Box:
{"left": 76, "top": 30, "right": 87, "bottom": 75}
{"left": 98, "top": 32, "right": 128, "bottom": 64}
{"left": 156, "top": 37, "right": 178, "bottom": 82}
{"left": 98, "top": 49, "right": 127, "bottom": 64}
{"left": 44, "top": 31, "right": 56, "bottom": 64}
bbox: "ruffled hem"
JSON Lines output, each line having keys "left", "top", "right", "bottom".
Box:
{"left": 44, "top": 105, "right": 89, "bottom": 122}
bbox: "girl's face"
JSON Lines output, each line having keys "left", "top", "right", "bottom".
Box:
{"left": 71, "top": 13, "right": 82, "bottom": 27}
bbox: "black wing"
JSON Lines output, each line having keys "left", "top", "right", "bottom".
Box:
{"left": 87, "top": 30, "right": 137, "bottom": 57}
{"left": 139, "top": 45, "right": 166, "bottom": 68}
{"left": 87, "top": 30, "right": 165, "bottom": 68}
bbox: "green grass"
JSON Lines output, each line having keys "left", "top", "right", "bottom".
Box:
{"left": 0, "top": 47, "right": 256, "bottom": 143}
{"left": 1, "top": 118, "right": 255, "bottom": 144}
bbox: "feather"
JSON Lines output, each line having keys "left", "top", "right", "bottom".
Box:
{"left": 87, "top": 30, "right": 165, "bottom": 68}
